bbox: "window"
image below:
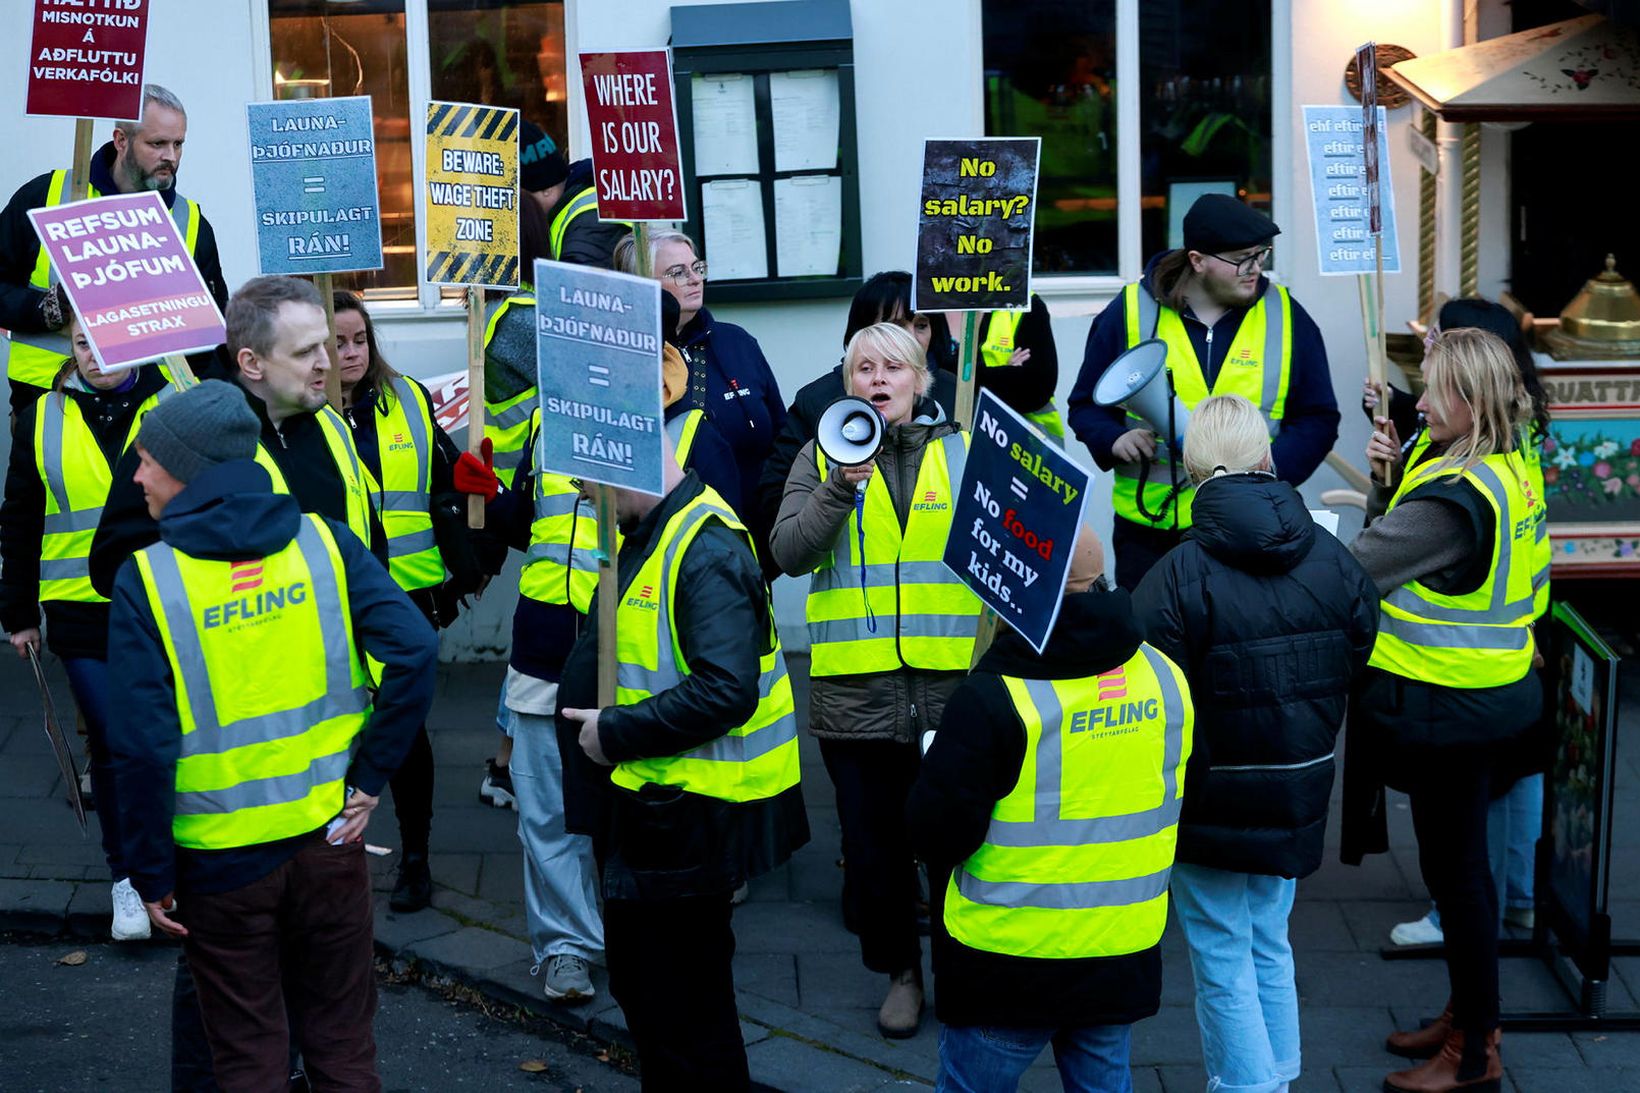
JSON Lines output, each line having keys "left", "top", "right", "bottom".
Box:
{"left": 267, "top": 0, "right": 568, "bottom": 300}
{"left": 982, "top": 0, "right": 1271, "bottom": 280}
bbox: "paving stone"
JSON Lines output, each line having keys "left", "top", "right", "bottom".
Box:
{"left": 0, "top": 754, "right": 66, "bottom": 797}
{"left": 28, "top": 863, "right": 89, "bottom": 882}
{"left": 1299, "top": 849, "right": 1412, "bottom": 903}
{"left": 0, "top": 844, "right": 23, "bottom": 870}
{"left": 424, "top": 805, "right": 516, "bottom": 854}
{"left": 1337, "top": 898, "right": 1433, "bottom": 952}
{"left": 795, "top": 951, "right": 883, "bottom": 1010}
{"left": 1509, "top": 1065, "right": 1640, "bottom": 1092}
{"left": 476, "top": 852, "right": 525, "bottom": 904}
{"left": 1289, "top": 1006, "right": 1399, "bottom": 1068}
{"left": 404, "top": 925, "right": 532, "bottom": 976}
{"left": 1155, "top": 1063, "right": 1209, "bottom": 1093}
{"left": 0, "top": 877, "right": 74, "bottom": 932}
{"left": 1294, "top": 950, "right": 1451, "bottom": 1007}
{"left": 734, "top": 899, "right": 863, "bottom": 954}
{"left": 743, "top": 1034, "right": 899, "bottom": 1092}
{"left": 17, "top": 839, "right": 109, "bottom": 867}
{"left": 65, "top": 881, "right": 112, "bottom": 937}
{"left": 1288, "top": 900, "right": 1357, "bottom": 952}
{"left": 422, "top": 849, "right": 482, "bottom": 902}
{"left": 735, "top": 952, "right": 799, "bottom": 1008}
{"left": 371, "top": 896, "right": 461, "bottom": 955}
{"left": 1573, "top": 1028, "right": 1640, "bottom": 1066}
{"left": 1131, "top": 1006, "right": 1204, "bottom": 1067}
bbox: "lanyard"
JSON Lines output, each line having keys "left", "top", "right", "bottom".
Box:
{"left": 854, "top": 484, "right": 875, "bottom": 634}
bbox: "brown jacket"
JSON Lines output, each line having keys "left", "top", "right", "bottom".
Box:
{"left": 771, "top": 415, "right": 967, "bottom": 744}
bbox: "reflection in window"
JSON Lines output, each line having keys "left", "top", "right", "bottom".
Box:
{"left": 982, "top": 0, "right": 1117, "bottom": 276}
{"left": 267, "top": 1, "right": 568, "bottom": 299}
{"left": 1138, "top": 1, "right": 1271, "bottom": 263}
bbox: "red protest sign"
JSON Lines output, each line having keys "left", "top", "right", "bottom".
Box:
{"left": 579, "top": 50, "right": 685, "bottom": 221}
{"left": 26, "top": 0, "right": 150, "bottom": 121}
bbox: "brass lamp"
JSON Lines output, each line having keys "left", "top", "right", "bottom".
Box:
{"left": 1545, "top": 254, "right": 1640, "bottom": 360}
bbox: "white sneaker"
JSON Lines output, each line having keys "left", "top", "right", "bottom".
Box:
{"left": 110, "top": 878, "right": 151, "bottom": 941}
{"left": 1389, "top": 911, "right": 1444, "bottom": 946}
{"left": 537, "top": 953, "right": 595, "bottom": 1004}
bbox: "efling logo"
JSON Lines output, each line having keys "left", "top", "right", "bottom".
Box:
{"left": 912, "top": 489, "right": 946, "bottom": 512}
{"left": 230, "top": 560, "right": 263, "bottom": 593}
{"left": 624, "top": 582, "right": 660, "bottom": 612}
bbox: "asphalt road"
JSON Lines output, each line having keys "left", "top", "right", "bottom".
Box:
{"left": 0, "top": 935, "right": 639, "bottom": 1092}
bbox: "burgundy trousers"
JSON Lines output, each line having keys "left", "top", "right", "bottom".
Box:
{"left": 180, "top": 836, "right": 379, "bottom": 1093}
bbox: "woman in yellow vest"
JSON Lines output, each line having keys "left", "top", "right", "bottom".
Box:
{"left": 1348, "top": 329, "right": 1542, "bottom": 1093}
{"left": 1, "top": 312, "right": 172, "bottom": 941}
{"left": 771, "top": 321, "right": 983, "bottom": 1039}
{"left": 332, "top": 291, "right": 467, "bottom": 914}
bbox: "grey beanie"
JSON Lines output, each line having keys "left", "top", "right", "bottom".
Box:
{"left": 136, "top": 380, "right": 260, "bottom": 484}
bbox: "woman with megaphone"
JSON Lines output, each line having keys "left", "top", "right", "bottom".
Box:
{"left": 771, "top": 322, "right": 983, "bottom": 1041}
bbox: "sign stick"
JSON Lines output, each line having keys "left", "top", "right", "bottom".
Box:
{"left": 69, "top": 119, "right": 94, "bottom": 200}
{"left": 162, "top": 354, "right": 197, "bottom": 392}
{"left": 953, "top": 309, "right": 981, "bottom": 429}
{"left": 466, "top": 284, "right": 486, "bottom": 529}
{"left": 317, "top": 273, "right": 342, "bottom": 409}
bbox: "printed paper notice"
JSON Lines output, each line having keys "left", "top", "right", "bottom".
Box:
{"left": 701, "top": 179, "right": 766, "bottom": 281}
{"left": 771, "top": 69, "right": 839, "bottom": 172}
{"left": 691, "top": 73, "right": 759, "bottom": 176}
{"left": 774, "top": 175, "right": 841, "bottom": 277}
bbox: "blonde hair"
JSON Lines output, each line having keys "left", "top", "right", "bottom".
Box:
{"left": 1183, "top": 394, "right": 1271, "bottom": 482}
{"left": 842, "top": 322, "right": 931, "bottom": 397}
{"left": 613, "top": 229, "right": 696, "bottom": 276}
{"left": 1422, "top": 327, "right": 1532, "bottom": 470}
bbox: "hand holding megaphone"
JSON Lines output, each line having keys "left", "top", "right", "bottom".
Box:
{"left": 817, "top": 396, "right": 885, "bottom": 489}
{"left": 1092, "top": 339, "right": 1187, "bottom": 454}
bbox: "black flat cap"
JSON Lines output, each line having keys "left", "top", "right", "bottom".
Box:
{"left": 1182, "top": 194, "right": 1280, "bottom": 254}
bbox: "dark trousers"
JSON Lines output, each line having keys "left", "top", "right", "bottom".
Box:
{"left": 1111, "top": 519, "right": 1184, "bottom": 593}
{"left": 171, "top": 954, "right": 221, "bottom": 1093}
{"left": 1407, "top": 750, "right": 1500, "bottom": 1040}
{"left": 180, "top": 837, "right": 379, "bottom": 1093}
{"left": 61, "top": 656, "right": 122, "bottom": 878}
{"left": 389, "top": 724, "right": 434, "bottom": 855}
{"left": 819, "top": 738, "right": 922, "bottom": 975}
{"left": 605, "top": 894, "right": 748, "bottom": 1092}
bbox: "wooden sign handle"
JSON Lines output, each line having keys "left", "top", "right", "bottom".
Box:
{"left": 318, "top": 273, "right": 342, "bottom": 410}
{"left": 953, "top": 310, "right": 981, "bottom": 430}
{"left": 466, "top": 285, "right": 486, "bottom": 529}
{"left": 70, "top": 119, "right": 94, "bottom": 201}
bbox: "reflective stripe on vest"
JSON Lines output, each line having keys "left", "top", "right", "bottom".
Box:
{"left": 133, "top": 515, "right": 371, "bottom": 850}
{"left": 1368, "top": 451, "right": 1538, "bottom": 688}
{"left": 806, "top": 432, "right": 982, "bottom": 675}
{"left": 482, "top": 292, "right": 538, "bottom": 490}
{"left": 11, "top": 170, "right": 202, "bottom": 388}
{"left": 253, "top": 407, "right": 375, "bottom": 548}
{"left": 548, "top": 186, "right": 630, "bottom": 260}
{"left": 33, "top": 382, "right": 171, "bottom": 602}
{"left": 519, "top": 408, "right": 602, "bottom": 611}
{"left": 944, "top": 645, "right": 1193, "bottom": 959}
{"left": 608, "top": 488, "right": 800, "bottom": 802}
{"left": 1110, "top": 282, "right": 1292, "bottom": 530}
{"left": 665, "top": 408, "right": 704, "bottom": 467}
{"left": 374, "top": 377, "right": 444, "bottom": 590}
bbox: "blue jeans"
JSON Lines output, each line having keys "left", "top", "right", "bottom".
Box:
{"left": 1427, "top": 771, "right": 1543, "bottom": 930}
{"left": 61, "top": 656, "right": 122, "bottom": 879}
{"left": 937, "top": 1022, "right": 1133, "bottom": 1093}
{"left": 1170, "top": 864, "right": 1300, "bottom": 1093}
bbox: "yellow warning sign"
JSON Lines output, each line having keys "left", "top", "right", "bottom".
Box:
{"left": 424, "top": 101, "right": 520, "bottom": 287}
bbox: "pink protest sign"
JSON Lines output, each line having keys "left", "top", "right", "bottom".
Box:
{"left": 26, "top": 0, "right": 150, "bottom": 121}
{"left": 28, "top": 192, "right": 225, "bottom": 372}
{"left": 579, "top": 50, "right": 686, "bottom": 221}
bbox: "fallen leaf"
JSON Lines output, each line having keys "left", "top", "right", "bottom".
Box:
{"left": 518, "top": 1059, "right": 550, "bottom": 1073}
{"left": 596, "top": 1051, "right": 611, "bottom": 1064}
{"left": 56, "top": 950, "right": 88, "bottom": 966}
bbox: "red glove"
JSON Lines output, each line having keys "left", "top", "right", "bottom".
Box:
{"left": 454, "top": 437, "right": 500, "bottom": 501}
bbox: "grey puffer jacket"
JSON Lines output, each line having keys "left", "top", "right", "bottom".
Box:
{"left": 770, "top": 404, "right": 967, "bottom": 744}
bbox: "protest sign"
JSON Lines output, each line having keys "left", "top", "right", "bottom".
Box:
{"left": 26, "top": 0, "right": 149, "bottom": 120}
{"left": 423, "top": 101, "right": 519, "bottom": 288}
{"left": 533, "top": 258, "right": 664, "bottom": 496}
{"left": 247, "top": 96, "right": 382, "bottom": 276}
{"left": 913, "top": 138, "right": 1039, "bottom": 313}
{"left": 579, "top": 49, "right": 685, "bottom": 221}
{"left": 944, "top": 389, "right": 1089, "bottom": 653}
{"left": 28, "top": 191, "right": 225, "bottom": 372}
{"left": 1303, "top": 105, "right": 1401, "bottom": 276}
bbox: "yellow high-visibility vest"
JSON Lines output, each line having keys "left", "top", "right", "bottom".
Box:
{"left": 10, "top": 170, "right": 203, "bottom": 388}
{"left": 481, "top": 292, "right": 537, "bottom": 490}
{"left": 1368, "top": 448, "right": 1539, "bottom": 688}
{"left": 979, "top": 309, "right": 1064, "bottom": 442}
{"left": 371, "top": 377, "right": 444, "bottom": 590}
{"left": 253, "top": 406, "right": 375, "bottom": 549}
{"left": 944, "top": 644, "right": 1193, "bottom": 959}
{"left": 807, "top": 432, "right": 982, "bottom": 676}
{"left": 609, "top": 487, "right": 800, "bottom": 802}
{"left": 1111, "top": 282, "right": 1293, "bottom": 529}
{"left": 518, "top": 410, "right": 601, "bottom": 612}
{"left": 665, "top": 408, "right": 704, "bottom": 467}
{"left": 548, "top": 186, "right": 630, "bottom": 260}
{"left": 133, "top": 514, "right": 371, "bottom": 850}
{"left": 32, "top": 379, "right": 174, "bottom": 603}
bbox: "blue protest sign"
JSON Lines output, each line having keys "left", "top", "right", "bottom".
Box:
{"left": 533, "top": 258, "right": 664, "bottom": 496}
{"left": 247, "top": 96, "right": 382, "bottom": 275}
{"left": 944, "top": 389, "right": 1090, "bottom": 653}
{"left": 1302, "top": 105, "right": 1400, "bottom": 277}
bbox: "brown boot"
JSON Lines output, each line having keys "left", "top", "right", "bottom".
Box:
{"left": 1385, "top": 1002, "right": 1453, "bottom": 1059}
{"left": 877, "top": 967, "right": 924, "bottom": 1039}
{"left": 1383, "top": 1028, "right": 1502, "bottom": 1093}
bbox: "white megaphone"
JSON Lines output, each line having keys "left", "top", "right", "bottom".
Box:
{"left": 816, "top": 395, "right": 885, "bottom": 467}
{"left": 1092, "top": 338, "right": 1188, "bottom": 449}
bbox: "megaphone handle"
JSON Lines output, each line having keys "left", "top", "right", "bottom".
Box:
{"left": 855, "top": 485, "right": 876, "bottom": 634}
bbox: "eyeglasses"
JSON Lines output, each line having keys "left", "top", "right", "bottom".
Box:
{"left": 1205, "top": 246, "right": 1273, "bottom": 278}
{"left": 661, "top": 260, "right": 708, "bottom": 285}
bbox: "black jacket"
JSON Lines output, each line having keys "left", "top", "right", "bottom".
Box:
{"left": 551, "top": 160, "right": 629, "bottom": 269}
{"left": 554, "top": 473, "right": 809, "bottom": 900}
{"left": 105, "top": 460, "right": 437, "bottom": 903}
{"left": 971, "top": 294, "right": 1059, "bottom": 417}
{"left": 906, "top": 589, "right": 1165, "bottom": 1029}
{"left": 90, "top": 376, "right": 389, "bottom": 598}
{"left": 753, "top": 362, "right": 957, "bottom": 577}
{"left": 1, "top": 367, "right": 171, "bottom": 658}
{"left": 1132, "top": 473, "right": 1378, "bottom": 878}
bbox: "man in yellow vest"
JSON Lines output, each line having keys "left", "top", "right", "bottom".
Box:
{"left": 104, "top": 380, "right": 436, "bottom": 1090}
{"left": 89, "top": 276, "right": 385, "bottom": 597}
{"left": 555, "top": 440, "right": 809, "bottom": 1091}
{"left": 908, "top": 528, "right": 1194, "bottom": 1092}
{"left": 1, "top": 84, "right": 229, "bottom": 417}
{"left": 1066, "top": 194, "right": 1340, "bottom": 591}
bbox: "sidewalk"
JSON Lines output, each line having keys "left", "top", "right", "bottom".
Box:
{"left": 5, "top": 650, "right": 1640, "bottom": 1091}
